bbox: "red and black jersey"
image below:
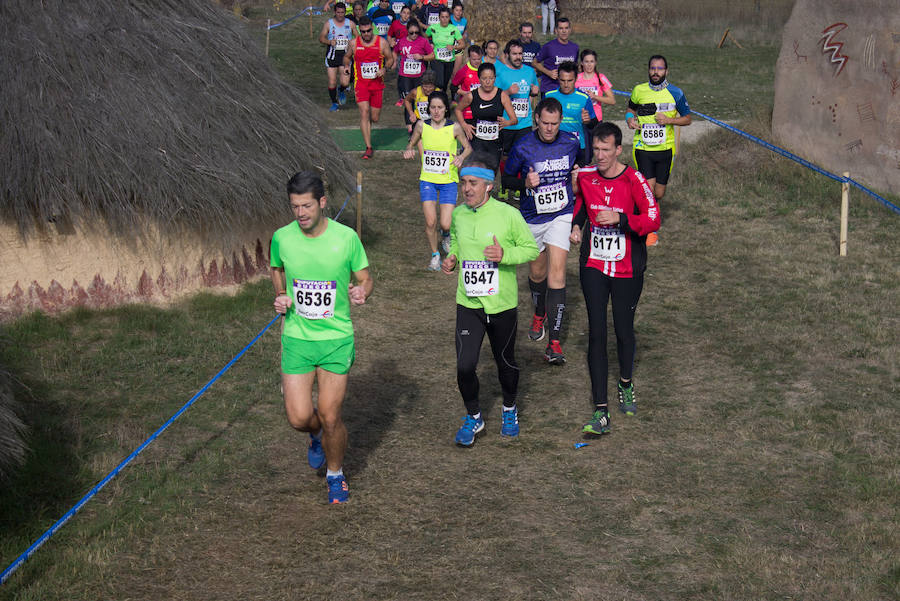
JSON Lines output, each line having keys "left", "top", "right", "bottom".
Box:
{"left": 573, "top": 165, "right": 660, "bottom": 278}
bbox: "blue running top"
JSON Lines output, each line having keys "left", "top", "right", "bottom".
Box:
{"left": 504, "top": 130, "right": 580, "bottom": 224}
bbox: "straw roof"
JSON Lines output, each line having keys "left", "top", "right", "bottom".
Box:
{"left": 0, "top": 0, "right": 354, "bottom": 238}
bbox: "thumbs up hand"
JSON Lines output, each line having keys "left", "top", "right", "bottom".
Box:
{"left": 484, "top": 234, "right": 504, "bottom": 262}
{"left": 525, "top": 166, "right": 540, "bottom": 190}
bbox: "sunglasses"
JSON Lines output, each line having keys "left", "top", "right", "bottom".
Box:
{"left": 359, "top": 28, "right": 373, "bottom": 33}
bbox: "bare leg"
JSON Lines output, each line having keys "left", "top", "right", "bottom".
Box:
{"left": 315, "top": 367, "right": 349, "bottom": 472}
{"left": 422, "top": 200, "right": 439, "bottom": 253}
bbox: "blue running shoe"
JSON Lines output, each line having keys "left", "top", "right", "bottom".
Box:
{"left": 327, "top": 474, "right": 349, "bottom": 504}
{"left": 308, "top": 432, "right": 325, "bottom": 469}
{"left": 455, "top": 414, "right": 484, "bottom": 447}
{"left": 329, "top": 102, "right": 340, "bottom": 112}
{"left": 500, "top": 407, "right": 519, "bottom": 437}
{"left": 338, "top": 88, "right": 347, "bottom": 105}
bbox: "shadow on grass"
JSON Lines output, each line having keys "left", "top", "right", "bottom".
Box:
{"left": 342, "top": 359, "right": 418, "bottom": 474}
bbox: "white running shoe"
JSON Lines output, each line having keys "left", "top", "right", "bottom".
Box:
{"left": 441, "top": 235, "right": 451, "bottom": 255}
{"left": 427, "top": 253, "right": 441, "bottom": 271}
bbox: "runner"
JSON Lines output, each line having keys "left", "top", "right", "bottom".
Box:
{"left": 416, "top": 0, "right": 443, "bottom": 30}
{"left": 494, "top": 40, "right": 539, "bottom": 199}
{"left": 402, "top": 70, "right": 439, "bottom": 135}
{"left": 387, "top": 4, "right": 412, "bottom": 49}
{"left": 270, "top": 171, "right": 373, "bottom": 504}
{"left": 347, "top": 0, "right": 366, "bottom": 26}
{"left": 390, "top": 0, "right": 413, "bottom": 18}
{"left": 502, "top": 97, "right": 580, "bottom": 364}
{"left": 367, "top": 0, "right": 394, "bottom": 39}
{"left": 454, "top": 62, "right": 518, "bottom": 167}
{"left": 574, "top": 49, "right": 615, "bottom": 164}
{"left": 425, "top": 6, "right": 463, "bottom": 92}
{"left": 626, "top": 54, "right": 691, "bottom": 246}
{"left": 449, "top": 2, "right": 469, "bottom": 75}
{"left": 516, "top": 22, "right": 541, "bottom": 67}
{"left": 482, "top": 39, "right": 500, "bottom": 65}
{"left": 319, "top": 2, "right": 354, "bottom": 112}
{"left": 449, "top": 45, "right": 482, "bottom": 117}
{"left": 569, "top": 122, "right": 659, "bottom": 433}
{"left": 442, "top": 153, "right": 539, "bottom": 446}
{"left": 402, "top": 90, "right": 472, "bottom": 270}
{"left": 394, "top": 20, "right": 434, "bottom": 108}
{"left": 533, "top": 17, "right": 579, "bottom": 97}
{"left": 343, "top": 17, "right": 395, "bottom": 159}
{"left": 545, "top": 61, "right": 597, "bottom": 165}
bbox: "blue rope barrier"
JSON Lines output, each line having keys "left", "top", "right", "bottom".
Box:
{"left": 611, "top": 89, "right": 900, "bottom": 215}
{"left": 334, "top": 193, "right": 352, "bottom": 221}
{"left": 268, "top": 6, "right": 322, "bottom": 29}
{"left": 0, "top": 313, "right": 282, "bottom": 586}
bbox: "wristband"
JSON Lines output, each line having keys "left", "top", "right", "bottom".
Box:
{"left": 277, "top": 291, "right": 286, "bottom": 296}
{"left": 625, "top": 112, "right": 635, "bottom": 120}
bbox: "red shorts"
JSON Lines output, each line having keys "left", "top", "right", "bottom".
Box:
{"left": 354, "top": 83, "right": 384, "bottom": 108}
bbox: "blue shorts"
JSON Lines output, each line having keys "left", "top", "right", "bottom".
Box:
{"left": 420, "top": 181, "right": 458, "bottom": 205}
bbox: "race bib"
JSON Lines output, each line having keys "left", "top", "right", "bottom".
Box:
{"left": 469, "top": 82, "right": 480, "bottom": 92}
{"left": 533, "top": 182, "right": 569, "bottom": 214}
{"left": 511, "top": 97, "right": 529, "bottom": 118}
{"left": 403, "top": 57, "right": 423, "bottom": 75}
{"left": 334, "top": 36, "right": 349, "bottom": 50}
{"left": 435, "top": 46, "right": 453, "bottom": 61}
{"left": 656, "top": 102, "right": 675, "bottom": 112}
{"left": 475, "top": 120, "right": 499, "bottom": 140}
{"left": 376, "top": 22, "right": 390, "bottom": 36}
{"left": 417, "top": 100, "right": 429, "bottom": 117}
{"left": 427, "top": 12, "right": 439, "bottom": 25}
{"left": 360, "top": 61, "right": 379, "bottom": 79}
{"left": 293, "top": 279, "right": 336, "bottom": 320}
{"left": 640, "top": 123, "right": 667, "bottom": 145}
{"left": 589, "top": 225, "right": 625, "bottom": 261}
{"left": 461, "top": 260, "right": 499, "bottom": 297}
{"left": 391, "top": 1, "right": 405, "bottom": 13}
{"left": 423, "top": 149, "right": 450, "bottom": 174}
{"left": 578, "top": 85, "right": 598, "bottom": 96}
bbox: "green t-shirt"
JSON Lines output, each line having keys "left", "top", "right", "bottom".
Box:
{"left": 449, "top": 197, "right": 539, "bottom": 313}
{"left": 270, "top": 218, "right": 369, "bottom": 341}
{"left": 426, "top": 23, "right": 461, "bottom": 62}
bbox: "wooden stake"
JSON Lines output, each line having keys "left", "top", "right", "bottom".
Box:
{"left": 356, "top": 171, "right": 363, "bottom": 238}
{"left": 675, "top": 125, "right": 681, "bottom": 155}
{"left": 717, "top": 28, "right": 730, "bottom": 49}
{"left": 309, "top": 9, "right": 314, "bottom": 38}
{"left": 840, "top": 171, "right": 850, "bottom": 256}
{"left": 265, "top": 19, "right": 271, "bottom": 57}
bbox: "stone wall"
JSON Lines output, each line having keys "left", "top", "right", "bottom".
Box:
{"left": 772, "top": 0, "right": 900, "bottom": 196}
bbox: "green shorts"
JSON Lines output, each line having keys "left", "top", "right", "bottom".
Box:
{"left": 281, "top": 335, "right": 355, "bottom": 375}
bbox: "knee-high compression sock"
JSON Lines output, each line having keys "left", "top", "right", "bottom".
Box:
{"left": 328, "top": 87, "right": 338, "bottom": 103}
{"left": 529, "top": 278, "right": 547, "bottom": 317}
{"left": 547, "top": 287, "right": 566, "bottom": 341}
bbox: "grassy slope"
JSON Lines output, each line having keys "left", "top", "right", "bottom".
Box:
{"left": 2, "top": 7, "right": 898, "bottom": 601}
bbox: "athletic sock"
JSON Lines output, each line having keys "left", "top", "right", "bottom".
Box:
{"left": 594, "top": 402, "right": 608, "bottom": 413}
{"left": 441, "top": 230, "right": 450, "bottom": 239}
{"left": 619, "top": 379, "right": 633, "bottom": 389}
{"left": 529, "top": 278, "right": 548, "bottom": 317}
{"left": 326, "top": 468, "right": 343, "bottom": 478}
{"left": 547, "top": 287, "right": 566, "bottom": 341}
{"left": 471, "top": 412, "right": 482, "bottom": 420}
{"left": 328, "top": 87, "right": 338, "bottom": 103}
{"left": 502, "top": 404, "right": 516, "bottom": 412}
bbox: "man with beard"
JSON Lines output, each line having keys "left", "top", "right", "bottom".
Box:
{"left": 343, "top": 17, "right": 395, "bottom": 159}
{"left": 625, "top": 55, "right": 691, "bottom": 246}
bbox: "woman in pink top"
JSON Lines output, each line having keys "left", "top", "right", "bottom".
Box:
{"left": 575, "top": 49, "right": 615, "bottom": 120}
{"left": 394, "top": 21, "right": 434, "bottom": 105}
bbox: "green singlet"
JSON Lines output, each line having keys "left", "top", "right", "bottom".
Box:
{"left": 270, "top": 218, "right": 369, "bottom": 341}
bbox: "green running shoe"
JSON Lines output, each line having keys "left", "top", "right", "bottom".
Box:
{"left": 618, "top": 381, "right": 637, "bottom": 415}
{"left": 582, "top": 409, "right": 610, "bottom": 435}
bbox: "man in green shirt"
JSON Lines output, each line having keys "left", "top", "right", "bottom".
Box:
{"left": 442, "top": 152, "right": 539, "bottom": 446}
{"left": 270, "top": 171, "right": 373, "bottom": 504}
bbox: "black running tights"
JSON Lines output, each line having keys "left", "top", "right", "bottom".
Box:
{"left": 455, "top": 305, "right": 519, "bottom": 415}
{"left": 580, "top": 265, "right": 644, "bottom": 403}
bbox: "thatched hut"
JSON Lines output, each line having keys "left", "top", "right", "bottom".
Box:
{"left": 0, "top": 0, "right": 354, "bottom": 319}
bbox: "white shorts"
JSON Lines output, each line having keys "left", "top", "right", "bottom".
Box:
{"left": 528, "top": 213, "right": 572, "bottom": 253}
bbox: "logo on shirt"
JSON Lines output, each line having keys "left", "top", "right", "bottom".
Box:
{"left": 534, "top": 157, "right": 570, "bottom": 172}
